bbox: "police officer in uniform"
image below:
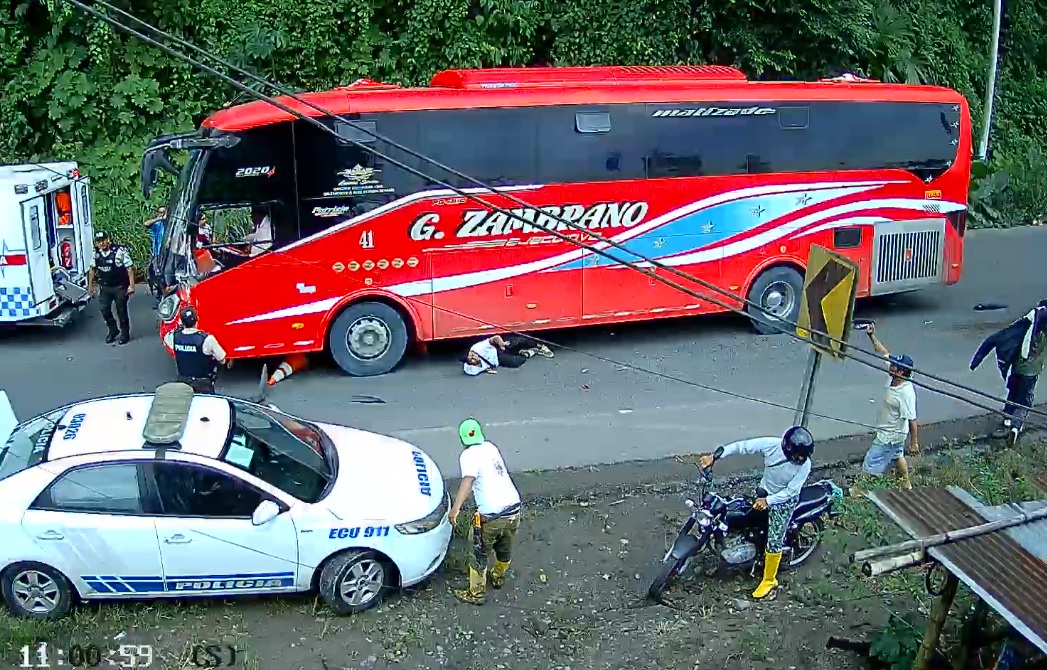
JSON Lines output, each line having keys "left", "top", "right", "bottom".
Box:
{"left": 87, "top": 231, "right": 135, "bottom": 344}
{"left": 163, "top": 306, "right": 228, "bottom": 393}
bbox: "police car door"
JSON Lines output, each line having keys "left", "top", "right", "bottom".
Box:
{"left": 149, "top": 461, "right": 299, "bottom": 595}
{"left": 20, "top": 461, "right": 166, "bottom": 598}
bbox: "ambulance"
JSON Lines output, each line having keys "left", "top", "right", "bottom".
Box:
{"left": 0, "top": 162, "right": 93, "bottom": 326}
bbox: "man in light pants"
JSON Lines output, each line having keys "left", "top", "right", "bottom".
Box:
{"left": 861, "top": 324, "right": 920, "bottom": 489}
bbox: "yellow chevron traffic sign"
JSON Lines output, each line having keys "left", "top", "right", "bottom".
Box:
{"left": 795, "top": 245, "right": 859, "bottom": 360}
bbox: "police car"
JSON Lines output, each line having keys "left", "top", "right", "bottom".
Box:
{"left": 0, "top": 383, "right": 452, "bottom": 620}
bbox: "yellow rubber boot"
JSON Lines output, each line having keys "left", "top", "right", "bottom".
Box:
{"left": 489, "top": 560, "right": 512, "bottom": 589}
{"left": 452, "top": 566, "right": 487, "bottom": 605}
{"left": 752, "top": 552, "right": 782, "bottom": 599}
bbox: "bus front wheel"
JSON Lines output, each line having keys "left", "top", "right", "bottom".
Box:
{"left": 328, "top": 301, "right": 409, "bottom": 377}
{"left": 746, "top": 266, "right": 804, "bottom": 335}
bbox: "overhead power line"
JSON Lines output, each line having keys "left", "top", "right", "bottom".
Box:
{"left": 60, "top": 0, "right": 1047, "bottom": 429}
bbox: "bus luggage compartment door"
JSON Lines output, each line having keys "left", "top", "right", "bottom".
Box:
{"left": 429, "top": 247, "right": 582, "bottom": 338}
{"left": 19, "top": 196, "right": 56, "bottom": 306}
{"left": 869, "top": 218, "right": 946, "bottom": 296}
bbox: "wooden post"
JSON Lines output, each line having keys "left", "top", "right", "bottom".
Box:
{"left": 915, "top": 572, "right": 960, "bottom": 670}
{"left": 952, "top": 600, "right": 990, "bottom": 670}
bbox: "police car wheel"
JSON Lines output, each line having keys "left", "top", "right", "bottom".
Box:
{"left": 328, "top": 302, "right": 409, "bottom": 377}
{"left": 746, "top": 265, "right": 804, "bottom": 336}
{"left": 1, "top": 562, "right": 76, "bottom": 620}
{"left": 318, "top": 550, "right": 392, "bottom": 615}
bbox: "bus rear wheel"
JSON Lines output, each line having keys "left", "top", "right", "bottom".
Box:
{"left": 328, "top": 301, "right": 409, "bottom": 377}
{"left": 746, "top": 266, "right": 804, "bottom": 335}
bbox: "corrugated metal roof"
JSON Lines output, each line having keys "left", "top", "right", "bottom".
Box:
{"left": 868, "top": 487, "right": 1047, "bottom": 654}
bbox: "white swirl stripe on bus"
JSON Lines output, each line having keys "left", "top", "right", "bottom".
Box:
{"left": 226, "top": 180, "right": 910, "bottom": 326}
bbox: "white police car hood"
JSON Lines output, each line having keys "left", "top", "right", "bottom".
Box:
{"left": 315, "top": 423, "right": 444, "bottom": 523}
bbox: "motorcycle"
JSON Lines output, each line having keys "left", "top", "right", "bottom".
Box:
{"left": 648, "top": 445, "right": 842, "bottom": 601}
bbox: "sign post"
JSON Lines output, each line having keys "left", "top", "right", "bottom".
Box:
{"left": 793, "top": 245, "right": 860, "bottom": 428}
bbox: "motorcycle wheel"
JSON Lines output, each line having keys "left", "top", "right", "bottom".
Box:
{"left": 648, "top": 556, "right": 689, "bottom": 601}
{"left": 787, "top": 518, "right": 824, "bottom": 568}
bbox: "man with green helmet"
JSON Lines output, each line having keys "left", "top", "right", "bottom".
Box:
{"left": 448, "top": 418, "right": 523, "bottom": 605}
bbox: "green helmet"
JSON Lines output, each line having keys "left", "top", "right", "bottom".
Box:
{"left": 459, "top": 418, "right": 485, "bottom": 447}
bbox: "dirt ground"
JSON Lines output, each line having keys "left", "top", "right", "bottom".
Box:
{"left": 0, "top": 472, "right": 907, "bottom": 670}
{"left": 3, "top": 424, "right": 1045, "bottom": 670}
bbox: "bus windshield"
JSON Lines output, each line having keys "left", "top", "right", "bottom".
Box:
{"left": 158, "top": 149, "right": 206, "bottom": 284}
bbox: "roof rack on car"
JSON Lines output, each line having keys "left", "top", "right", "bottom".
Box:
{"left": 143, "top": 382, "right": 194, "bottom": 448}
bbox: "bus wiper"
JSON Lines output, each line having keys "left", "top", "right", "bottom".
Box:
{"left": 141, "top": 134, "right": 241, "bottom": 197}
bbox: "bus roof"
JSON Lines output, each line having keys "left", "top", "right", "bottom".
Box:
{"left": 203, "top": 66, "right": 967, "bottom": 133}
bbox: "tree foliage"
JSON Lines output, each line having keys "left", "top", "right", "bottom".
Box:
{"left": 1, "top": 0, "right": 1044, "bottom": 258}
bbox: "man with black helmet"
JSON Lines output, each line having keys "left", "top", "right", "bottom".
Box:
{"left": 87, "top": 231, "right": 135, "bottom": 345}
{"left": 693, "top": 425, "right": 815, "bottom": 599}
{"left": 162, "top": 306, "right": 228, "bottom": 393}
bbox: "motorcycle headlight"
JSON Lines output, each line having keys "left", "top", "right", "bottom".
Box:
{"left": 395, "top": 492, "right": 449, "bottom": 535}
{"left": 157, "top": 293, "right": 179, "bottom": 322}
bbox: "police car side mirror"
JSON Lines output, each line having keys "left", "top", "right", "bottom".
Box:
{"left": 252, "top": 500, "right": 281, "bottom": 526}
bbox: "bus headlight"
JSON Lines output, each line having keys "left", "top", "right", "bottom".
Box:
{"left": 395, "top": 493, "right": 449, "bottom": 535}
{"left": 157, "top": 293, "right": 179, "bottom": 322}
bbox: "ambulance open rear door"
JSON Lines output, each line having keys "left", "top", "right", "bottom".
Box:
{"left": 19, "top": 196, "right": 56, "bottom": 306}
{"left": 70, "top": 178, "right": 93, "bottom": 272}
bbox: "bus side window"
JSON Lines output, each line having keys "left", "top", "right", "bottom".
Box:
{"left": 294, "top": 113, "right": 423, "bottom": 242}
{"left": 535, "top": 105, "right": 646, "bottom": 185}
{"left": 641, "top": 104, "right": 748, "bottom": 178}
{"left": 419, "top": 108, "right": 538, "bottom": 188}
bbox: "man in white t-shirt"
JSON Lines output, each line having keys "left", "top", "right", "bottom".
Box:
{"left": 448, "top": 418, "right": 522, "bottom": 605}
{"left": 861, "top": 324, "right": 919, "bottom": 489}
{"left": 461, "top": 335, "right": 553, "bottom": 376}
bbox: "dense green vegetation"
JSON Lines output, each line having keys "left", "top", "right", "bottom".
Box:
{"left": 2, "top": 0, "right": 1044, "bottom": 261}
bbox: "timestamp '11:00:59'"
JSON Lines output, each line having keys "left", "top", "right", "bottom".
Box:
{"left": 19, "top": 643, "right": 154, "bottom": 668}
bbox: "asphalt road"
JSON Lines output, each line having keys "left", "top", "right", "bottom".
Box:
{"left": 2, "top": 226, "right": 1042, "bottom": 477}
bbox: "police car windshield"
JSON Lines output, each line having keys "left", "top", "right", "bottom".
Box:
{"left": 0, "top": 411, "right": 64, "bottom": 482}
{"left": 222, "top": 400, "right": 333, "bottom": 503}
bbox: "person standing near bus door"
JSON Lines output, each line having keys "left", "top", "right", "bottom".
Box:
{"left": 163, "top": 306, "right": 228, "bottom": 394}
{"left": 87, "top": 231, "right": 135, "bottom": 345}
{"left": 143, "top": 206, "right": 166, "bottom": 305}
{"left": 449, "top": 418, "right": 523, "bottom": 605}
{"left": 860, "top": 323, "right": 919, "bottom": 489}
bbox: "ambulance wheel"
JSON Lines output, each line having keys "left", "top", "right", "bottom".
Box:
{"left": 318, "top": 550, "right": 393, "bottom": 615}
{"left": 1, "top": 562, "right": 76, "bottom": 620}
{"left": 746, "top": 266, "right": 804, "bottom": 335}
{"left": 328, "top": 301, "right": 409, "bottom": 377}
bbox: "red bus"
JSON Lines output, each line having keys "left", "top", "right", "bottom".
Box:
{"left": 144, "top": 65, "right": 971, "bottom": 376}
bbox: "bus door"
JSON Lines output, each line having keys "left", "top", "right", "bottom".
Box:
{"left": 19, "top": 196, "right": 56, "bottom": 305}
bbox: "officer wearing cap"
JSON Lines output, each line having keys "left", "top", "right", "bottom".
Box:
{"left": 162, "top": 306, "right": 228, "bottom": 394}
{"left": 87, "top": 231, "right": 135, "bottom": 345}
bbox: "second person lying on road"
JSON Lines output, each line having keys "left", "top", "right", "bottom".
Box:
{"left": 461, "top": 335, "right": 554, "bottom": 376}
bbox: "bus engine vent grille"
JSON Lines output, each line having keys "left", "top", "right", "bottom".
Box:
{"left": 870, "top": 219, "right": 946, "bottom": 296}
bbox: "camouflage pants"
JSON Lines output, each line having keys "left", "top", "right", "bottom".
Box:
{"left": 766, "top": 495, "right": 799, "bottom": 554}
{"left": 469, "top": 513, "right": 520, "bottom": 570}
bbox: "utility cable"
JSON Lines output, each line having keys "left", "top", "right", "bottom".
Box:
{"left": 84, "top": 0, "right": 1031, "bottom": 417}
{"left": 61, "top": 0, "right": 1046, "bottom": 428}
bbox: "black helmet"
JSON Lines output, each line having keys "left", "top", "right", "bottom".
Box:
{"left": 781, "top": 426, "right": 814, "bottom": 462}
{"left": 179, "top": 305, "right": 199, "bottom": 328}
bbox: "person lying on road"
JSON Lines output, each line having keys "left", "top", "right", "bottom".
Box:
{"left": 461, "top": 335, "right": 553, "bottom": 376}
